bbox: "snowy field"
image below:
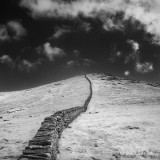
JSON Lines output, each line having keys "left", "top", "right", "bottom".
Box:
{"left": 58, "top": 74, "right": 160, "bottom": 160}
{"left": 0, "top": 76, "right": 89, "bottom": 160}
{"left": 0, "top": 73, "right": 160, "bottom": 160}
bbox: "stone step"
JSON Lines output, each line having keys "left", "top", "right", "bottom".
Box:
{"left": 29, "top": 140, "right": 52, "bottom": 146}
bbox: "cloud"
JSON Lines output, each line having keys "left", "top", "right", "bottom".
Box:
{"left": 7, "top": 21, "right": 27, "bottom": 40}
{"left": 0, "top": 21, "right": 26, "bottom": 42}
{"left": 125, "top": 40, "right": 140, "bottom": 64}
{"left": 125, "top": 51, "right": 140, "bottom": 64}
{"left": 124, "top": 70, "right": 130, "bottom": 76}
{"left": 52, "top": 26, "right": 72, "bottom": 39}
{"left": 135, "top": 62, "right": 154, "bottom": 73}
{"left": 20, "top": 0, "right": 106, "bottom": 18}
{"left": 0, "top": 54, "right": 41, "bottom": 72}
{"left": 18, "top": 60, "right": 34, "bottom": 72}
{"left": 102, "top": 14, "right": 124, "bottom": 31}
{"left": 82, "top": 58, "right": 95, "bottom": 67}
{"left": 51, "top": 22, "right": 91, "bottom": 39}
{"left": 66, "top": 60, "right": 80, "bottom": 68}
{"left": 123, "top": 0, "right": 160, "bottom": 44}
{"left": 18, "top": 59, "right": 42, "bottom": 72}
{"left": 20, "top": 0, "right": 160, "bottom": 43}
{"left": 127, "top": 40, "right": 139, "bottom": 52}
{"left": 42, "top": 42, "right": 66, "bottom": 61}
{"left": 65, "top": 49, "right": 95, "bottom": 69}
{"left": 0, "top": 26, "right": 10, "bottom": 41}
{"left": 79, "top": 22, "right": 92, "bottom": 32}
{"left": 109, "top": 44, "right": 123, "bottom": 63}
{"left": 66, "top": 49, "right": 95, "bottom": 69}
{"left": 125, "top": 39, "right": 154, "bottom": 73}
{"left": 0, "top": 55, "right": 15, "bottom": 68}
{"left": 66, "top": 58, "right": 95, "bottom": 69}
{"left": 73, "top": 50, "right": 80, "bottom": 58}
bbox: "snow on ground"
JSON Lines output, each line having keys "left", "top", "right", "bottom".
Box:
{"left": 0, "top": 75, "right": 90, "bottom": 160}
{"left": 58, "top": 74, "right": 160, "bottom": 160}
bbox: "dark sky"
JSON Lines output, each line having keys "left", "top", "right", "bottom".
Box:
{"left": 0, "top": 0, "right": 160, "bottom": 91}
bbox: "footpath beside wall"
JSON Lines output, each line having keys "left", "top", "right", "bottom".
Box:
{"left": 18, "top": 75, "right": 92, "bottom": 160}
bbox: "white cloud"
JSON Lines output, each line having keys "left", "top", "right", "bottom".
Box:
{"left": 20, "top": 0, "right": 107, "bottom": 18}
{"left": 20, "top": 0, "right": 160, "bottom": 43}
{"left": 52, "top": 23, "right": 91, "bottom": 39}
{"left": 82, "top": 59, "right": 95, "bottom": 67}
{"left": 125, "top": 39, "right": 154, "bottom": 73}
{"left": 79, "top": 22, "right": 92, "bottom": 32}
{"left": 66, "top": 58, "right": 95, "bottom": 69}
{"left": 0, "top": 54, "right": 42, "bottom": 72}
{"left": 116, "top": 51, "right": 122, "bottom": 57}
{"left": 7, "top": 21, "right": 27, "bottom": 40}
{"left": 66, "top": 60, "right": 80, "bottom": 68}
{"left": 18, "top": 59, "right": 41, "bottom": 72}
{"left": 0, "top": 55, "right": 15, "bottom": 68}
{"left": 124, "top": 70, "right": 130, "bottom": 76}
{"left": 43, "top": 42, "right": 66, "bottom": 61}
{"left": 102, "top": 16, "right": 124, "bottom": 31}
{"left": 109, "top": 51, "right": 122, "bottom": 63}
{"left": 0, "top": 21, "right": 26, "bottom": 42}
{"left": 127, "top": 40, "right": 139, "bottom": 52}
{"left": 125, "top": 40, "right": 140, "bottom": 64}
{"left": 0, "top": 26, "right": 10, "bottom": 41}
{"left": 52, "top": 26, "right": 72, "bottom": 39}
{"left": 18, "top": 60, "right": 34, "bottom": 72}
{"left": 135, "top": 62, "right": 154, "bottom": 73}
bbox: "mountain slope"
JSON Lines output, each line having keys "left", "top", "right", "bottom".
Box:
{"left": 0, "top": 75, "right": 90, "bottom": 160}
{"left": 58, "top": 74, "right": 160, "bottom": 160}
{"left": 1, "top": 73, "right": 160, "bottom": 160}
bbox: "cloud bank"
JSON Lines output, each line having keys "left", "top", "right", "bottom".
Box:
{"left": 20, "top": 0, "right": 160, "bottom": 43}
{"left": 0, "top": 54, "right": 42, "bottom": 72}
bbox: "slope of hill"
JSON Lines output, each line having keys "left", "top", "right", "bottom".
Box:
{"left": 1, "top": 73, "right": 160, "bottom": 160}
{"left": 58, "top": 74, "right": 160, "bottom": 160}
{"left": 0, "top": 75, "right": 90, "bottom": 160}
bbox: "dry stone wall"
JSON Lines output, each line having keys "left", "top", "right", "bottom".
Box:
{"left": 18, "top": 75, "right": 92, "bottom": 160}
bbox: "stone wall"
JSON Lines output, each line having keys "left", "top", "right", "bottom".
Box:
{"left": 18, "top": 75, "right": 92, "bottom": 160}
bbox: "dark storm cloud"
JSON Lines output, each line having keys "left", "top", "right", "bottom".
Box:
{"left": 20, "top": 0, "right": 160, "bottom": 44}
{"left": 0, "top": 21, "right": 27, "bottom": 42}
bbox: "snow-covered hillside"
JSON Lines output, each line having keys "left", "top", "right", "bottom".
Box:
{"left": 58, "top": 74, "right": 160, "bottom": 160}
{"left": 0, "top": 75, "right": 89, "bottom": 160}
{"left": 0, "top": 73, "right": 160, "bottom": 160}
